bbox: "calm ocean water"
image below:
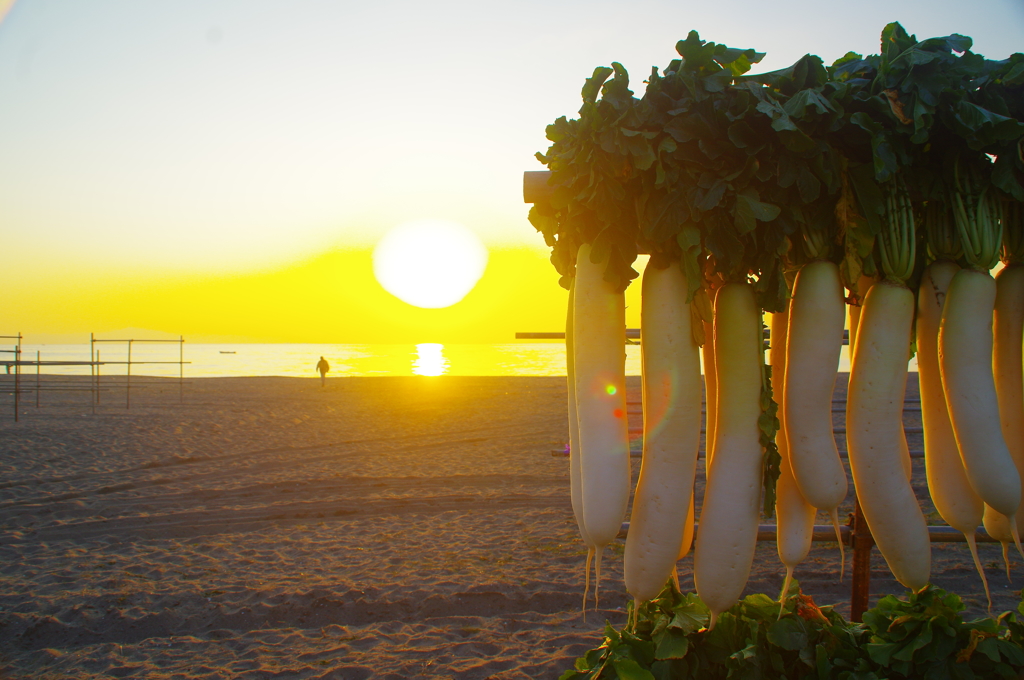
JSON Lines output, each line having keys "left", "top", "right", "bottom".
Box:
{"left": 10, "top": 342, "right": 869, "bottom": 378}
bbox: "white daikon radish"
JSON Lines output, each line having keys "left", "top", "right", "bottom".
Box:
{"left": 847, "top": 281, "right": 932, "bottom": 590}
{"left": 918, "top": 259, "right": 990, "bottom": 604}
{"left": 941, "top": 270, "right": 1023, "bottom": 550}
{"left": 572, "top": 243, "right": 631, "bottom": 606}
{"left": 846, "top": 178, "right": 931, "bottom": 590}
{"left": 624, "top": 263, "right": 702, "bottom": 603}
{"left": 984, "top": 205, "right": 1024, "bottom": 575}
{"left": 784, "top": 260, "right": 847, "bottom": 553}
{"left": 898, "top": 363, "right": 913, "bottom": 483}
{"left": 566, "top": 281, "right": 599, "bottom": 610}
{"left": 702, "top": 309, "right": 718, "bottom": 468}
{"left": 854, "top": 276, "right": 911, "bottom": 482}
{"left": 940, "top": 162, "right": 1023, "bottom": 558}
{"left": 670, "top": 497, "right": 696, "bottom": 593}
{"left": 981, "top": 263, "right": 1024, "bottom": 570}
{"left": 847, "top": 274, "right": 875, "bottom": 355}
{"left": 678, "top": 496, "right": 696, "bottom": 561}
{"left": 694, "top": 282, "right": 763, "bottom": 628}
{"left": 771, "top": 305, "right": 816, "bottom": 604}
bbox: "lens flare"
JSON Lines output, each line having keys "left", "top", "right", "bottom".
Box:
{"left": 606, "top": 385, "right": 617, "bottom": 395}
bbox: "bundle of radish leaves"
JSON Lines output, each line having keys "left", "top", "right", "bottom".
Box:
{"left": 530, "top": 22, "right": 1024, "bottom": 644}
{"left": 559, "top": 581, "right": 1024, "bottom": 679}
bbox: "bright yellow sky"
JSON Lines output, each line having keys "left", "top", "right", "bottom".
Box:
{"left": 1, "top": 1, "right": 1019, "bottom": 343}
{"left": 3, "top": 247, "right": 646, "bottom": 343}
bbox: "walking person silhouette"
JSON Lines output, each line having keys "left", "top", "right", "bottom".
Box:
{"left": 316, "top": 356, "right": 330, "bottom": 387}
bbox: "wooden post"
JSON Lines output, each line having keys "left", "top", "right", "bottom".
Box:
{"left": 36, "top": 350, "right": 40, "bottom": 408}
{"left": 850, "top": 498, "right": 873, "bottom": 622}
{"left": 523, "top": 170, "right": 553, "bottom": 203}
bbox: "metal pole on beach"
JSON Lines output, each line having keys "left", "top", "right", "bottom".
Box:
{"left": 126, "top": 340, "right": 132, "bottom": 409}
{"left": 179, "top": 336, "right": 184, "bottom": 404}
{"left": 36, "top": 350, "right": 40, "bottom": 408}
{"left": 91, "top": 333, "right": 96, "bottom": 409}
{"left": 14, "top": 334, "right": 21, "bottom": 422}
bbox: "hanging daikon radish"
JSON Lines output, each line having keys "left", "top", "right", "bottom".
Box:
{"left": 850, "top": 276, "right": 912, "bottom": 481}
{"left": 670, "top": 498, "right": 696, "bottom": 593}
{"left": 624, "top": 262, "right": 702, "bottom": 603}
{"left": 939, "top": 161, "right": 1024, "bottom": 559}
{"left": 917, "top": 202, "right": 990, "bottom": 605}
{"left": 674, "top": 280, "right": 716, "bottom": 590}
{"left": 784, "top": 257, "right": 847, "bottom": 552}
{"left": 898, "top": 375, "right": 913, "bottom": 482}
{"left": 678, "top": 495, "right": 696, "bottom": 559}
{"left": 694, "top": 282, "right": 763, "bottom": 628}
{"left": 847, "top": 274, "right": 875, "bottom": 355}
{"left": 572, "top": 243, "right": 631, "bottom": 607}
{"left": 772, "top": 304, "right": 816, "bottom": 604}
{"left": 982, "top": 200, "right": 1024, "bottom": 574}
{"left": 566, "top": 280, "right": 599, "bottom": 610}
{"left": 847, "top": 176, "right": 931, "bottom": 590}
{"left": 702, "top": 294, "right": 719, "bottom": 468}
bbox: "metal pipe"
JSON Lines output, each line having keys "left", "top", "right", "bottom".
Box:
{"left": 179, "top": 336, "right": 184, "bottom": 404}
{"left": 13, "top": 334, "right": 20, "bottom": 422}
{"left": 126, "top": 340, "right": 132, "bottom": 409}
{"left": 91, "top": 333, "right": 97, "bottom": 413}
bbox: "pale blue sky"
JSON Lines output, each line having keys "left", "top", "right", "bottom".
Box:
{"left": 0, "top": 0, "right": 1021, "bottom": 278}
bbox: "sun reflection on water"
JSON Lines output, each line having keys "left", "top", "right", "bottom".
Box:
{"left": 413, "top": 343, "right": 449, "bottom": 376}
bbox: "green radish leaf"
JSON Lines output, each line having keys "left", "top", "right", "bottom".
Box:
{"left": 814, "top": 644, "right": 832, "bottom": 677}
{"left": 696, "top": 180, "right": 728, "bottom": 212}
{"left": 866, "top": 641, "right": 900, "bottom": 666}
{"left": 736, "top": 192, "right": 782, "bottom": 224}
{"left": 767, "top": 618, "right": 810, "bottom": 652}
{"left": 782, "top": 88, "right": 834, "bottom": 119}
{"left": 727, "top": 120, "right": 762, "bottom": 150}
{"left": 758, "top": 357, "right": 781, "bottom": 518}
{"left": 653, "top": 629, "right": 689, "bottom": 660}
{"left": 582, "top": 67, "right": 614, "bottom": 105}
{"left": 734, "top": 196, "right": 757, "bottom": 235}
{"left": 610, "top": 657, "right": 656, "bottom": 680}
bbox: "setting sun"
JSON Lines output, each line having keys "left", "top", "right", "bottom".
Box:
{"left": 372, "top": 220, "right": 488, "bottom": 309}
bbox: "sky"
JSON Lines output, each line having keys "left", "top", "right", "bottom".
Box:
{"left": 0, "top": 0, "right": 1021, "bottom": 343}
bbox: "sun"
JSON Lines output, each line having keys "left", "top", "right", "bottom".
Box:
{"left": 372, "top": 220, "right": 488, "bottom": 309}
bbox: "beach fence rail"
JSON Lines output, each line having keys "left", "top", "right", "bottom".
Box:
{"left": 90, "top": 334, "right": 188, "bottom": 409}
{"left": 1, "top": 333, "right": 189, "bottom": 420}
{"left": 0, "top": 334, "right": 23, "bottom": 421}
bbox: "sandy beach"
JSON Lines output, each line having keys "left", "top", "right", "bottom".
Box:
{"left": 0, "top": 374, "right": 1018, "bottom": 679}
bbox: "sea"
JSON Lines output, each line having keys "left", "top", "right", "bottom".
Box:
{"left": 7, "top": 342, "right": 868, "bottom": 378}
